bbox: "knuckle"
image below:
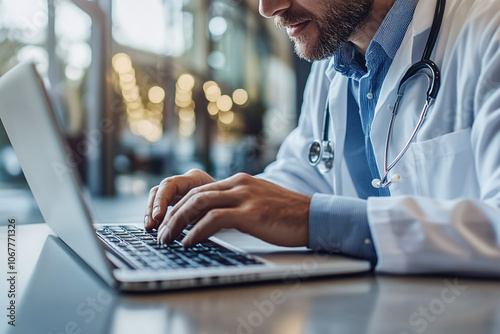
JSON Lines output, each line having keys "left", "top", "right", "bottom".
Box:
{"left": 149, "top": 186, "right": 159, "bottom": 195}
{"left": 237, "top": 188, "right": 251, "bottom": 198}
{"left": 186, "top": 187, "right": 201, "bottom": 198}
{"left": 159, "top": 177, "right": 173, "bottom": 188}
{"left": 233, "top": 172, "right": 251, "bottom": 183}
{"left": 190, "top": 193, "right": 209, "bottom": 209}
{"left": 186, "top": 168, "right": 203, "bottom": 177}
{"left": 205, "top": 209, "right": 223, "bottom": 223}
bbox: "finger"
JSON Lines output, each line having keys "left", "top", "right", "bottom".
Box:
{"left": 156, "top": 173, "right": 248, "bottom": 240}
{"left": 157, "top": 189, "right": 238, "bottom": 243}
{"left": 169, "top": 178, "right": 235, "bottom": 215}
{"left": 181, "top": 209, "right": 240, "bottom": 247}
{"left": 163, "top": 172, "right": 251, "bottom": 221}
{"left": 156, "top": 177, "right": 237, "bottom": 236}
{"left": 144, "top": 186, "right": 159, "bottom": 230}
{"left": 151, "top": 176, "right": 197, "bottom": 222}
{"left": 152, "top": 170, "right": 216, "bottom": 222}
{"left": 156, "top": 174, "right": 249, "bottom": 239}
{"left": 157, "top": 189, "right": 240, "bottom": 244}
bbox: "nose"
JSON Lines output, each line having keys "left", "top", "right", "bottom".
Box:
{"left": 259, "top": 0, "right": 291, "bottom": 18}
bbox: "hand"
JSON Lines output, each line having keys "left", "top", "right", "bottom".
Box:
{"left": 152, "top": 172, "right": 311, "bottom": 248}
{"left": 144, "top": 169, "right": 216, "bottom": 230}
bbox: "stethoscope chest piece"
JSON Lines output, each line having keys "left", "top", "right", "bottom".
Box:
{"left": 308, "top": 139, "right": 334, "bottom": 173}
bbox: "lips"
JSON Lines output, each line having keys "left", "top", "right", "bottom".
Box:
{"left": 286, "top": 21, "right": 311, "bottom": 38}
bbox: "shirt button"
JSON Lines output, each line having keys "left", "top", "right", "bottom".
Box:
{"left": 366, "top": 92, "right": 374, "bottom": 100}
{"left": 364, "top": 238, "right": 372, "bottom": 245}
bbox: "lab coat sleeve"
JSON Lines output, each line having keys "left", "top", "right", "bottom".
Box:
{"left": 368, "top": 15, "right": 500, "bottom": 275}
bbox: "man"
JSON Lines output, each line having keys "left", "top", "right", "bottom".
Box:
{"left": 145, "top": 0, "right": 500, "bottom": 274}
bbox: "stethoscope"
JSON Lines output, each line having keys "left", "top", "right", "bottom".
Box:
{"left": 308, "top": 0, "right": 446, "bottom": 188}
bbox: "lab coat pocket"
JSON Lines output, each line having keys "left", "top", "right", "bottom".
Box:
{"left": 408, "top": 128, "right": 479, "bottom": 199}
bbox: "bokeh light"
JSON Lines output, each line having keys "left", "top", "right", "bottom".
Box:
{"left": 218, "top": 111, "right": 235, "bottom": 125}
{"left": 205, "top": 85, "right": 221, "bottom": 102}
{"left": 177, "top": 73, "right": 195, "bottom": 91}
{"left": 216, "top": 95, "right": 233, "bottom": 112}
{"left": 232, "top": 88, "right": 249, "bottom": 105}
{"left": 148, "top": 86, "right": 165, "bottom": 103}
{"left": 112, "top": 53, "right": 132, "bottom": 74}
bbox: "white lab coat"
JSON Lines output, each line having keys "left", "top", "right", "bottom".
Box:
{"left": 260, "top": 0, "right": 500, "bottom": 275}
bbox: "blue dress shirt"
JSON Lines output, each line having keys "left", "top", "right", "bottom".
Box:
{"left": 308, "top": 0, "right": 419, "bottom": 264}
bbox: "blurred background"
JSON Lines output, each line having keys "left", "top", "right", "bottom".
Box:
{"left": 0, "top": 0, "right": 311, "bottom": 221}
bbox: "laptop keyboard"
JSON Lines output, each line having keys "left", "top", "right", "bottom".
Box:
{"left": 96, "top": 225, "right": 263, "bottom": 270}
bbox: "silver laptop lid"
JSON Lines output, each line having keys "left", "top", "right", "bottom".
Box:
{"left": 0, "top": 62, "right": 116, "bottom": 287}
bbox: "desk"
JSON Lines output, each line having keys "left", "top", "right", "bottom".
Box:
{"left": 1, "top": 213, "right": 500, "bottom": 333}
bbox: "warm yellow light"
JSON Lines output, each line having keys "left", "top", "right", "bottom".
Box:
{"left": 176, "top": 90, "right": 192, "bottom": 102}
{"left": 119, "top": 73, "right": 135, "bottom": 84}
{"left": 205, "top": 85, "right": 221, "bottom": 102}
{"left": 145, "top": 132, "right": 162, "bottom": 142}
{"left": 144, "top": 125, "right": 163, "bottom": 142}
{"left": 232, "top": 89, "right": 248, "bottom": 105}
{"left": 219, "top": 111, "right": 235, "bottom": 124}
{"left": 127, "top": 101, "right": 142, "bottom": 110}
{"left": 129, "top": 121, "right": 139, "bottom": 135}
{"left": 147, "top": 101, "right": 163, "bottom": 113}
{"left": 179, "top": 108, "right": 195, "bottom": 122}
{"left": 119, "top": 80, "right": 136, "bottom": 91}
{"left": 207, "top": 102, "right": 219, "bottom": 116}
{"left": 137, "top": 120, "right": 162, "bottom": 142}
{"left": 112, "top": 53, "right": 132, "bottom": 74}
{"left": 175, "top": 98, "right": 193, "bottom": 108}
{"left": 203, "top": 80, "right": 218, "bottom": 93}
{"left": 179, "top": 122, "right": 196, "bottom": 137}
{"left": 216, "top": 95, "right": 233, "bottom": 112}
{"left": 175, "top": 87, "right": 193, "bottom": 108}
{"left": 127, "top": 107, "right": 144, "bottom": 119}
{"left": 148, "top": 86, "right": 165, "bottom": 104}
{"left": 177, "top": 73, "right": 195, "bottom": 91}
{"left": 137, "top": 119, "right": 153, "bottom": 135}
{"left": 123, "top": 87, "right": 140, "bottom": 102}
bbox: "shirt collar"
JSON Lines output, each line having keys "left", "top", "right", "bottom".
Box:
{"left": 372, "top": 0, "right": 419, "bottom": 59}
{"left": 333, "top": 0, "right": 419, "bottom": 76}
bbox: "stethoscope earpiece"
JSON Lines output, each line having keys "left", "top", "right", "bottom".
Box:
{"left": 391, "top": 174, "right": 402, "bottom": 184}
{"left": 372, "top": 174, "right": 402, "bottom": 189}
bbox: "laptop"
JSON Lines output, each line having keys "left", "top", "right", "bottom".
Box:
{"left": 0, "top": 62, "right": 370, "bottom": 291}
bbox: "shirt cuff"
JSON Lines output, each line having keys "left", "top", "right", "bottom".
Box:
{"left": 308, "top": 193, "right": 378, "bottom": 265}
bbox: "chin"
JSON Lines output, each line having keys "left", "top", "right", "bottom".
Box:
{"left": 293, "top": 43, "right": 315, "bottom": 62}
{"left": 292, "top": 38, "right": 333, "bottom": 62}
{"left": 294, "top": 47, "right": 326, "bottom": 62}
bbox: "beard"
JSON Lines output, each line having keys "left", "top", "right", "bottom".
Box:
{"left": 275, "top": 1, "right": 374, "bottom": 61}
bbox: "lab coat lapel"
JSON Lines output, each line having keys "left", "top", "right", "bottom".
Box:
{"left": 328, "top": 75, "right": 349, "bottom": 195}
{"left": 370, "top": 0, "right": 437, "bottom": 179}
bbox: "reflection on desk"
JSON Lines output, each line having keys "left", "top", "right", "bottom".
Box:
{"left": 7, "top": 235, "right": 376, "bottom": 334}
{"left": 3, "top": 226, "right": 500, "bottom": 334}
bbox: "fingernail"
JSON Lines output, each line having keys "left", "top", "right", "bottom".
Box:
{"left": 152, "top": 207, "right": 160, "bottom": 219}
{"left": 158, "top": 224, "right": 166, "bottom": 236}
{"left": 164, "top": 228, "right": 171, "bottom": 242}
{"left": 144, "top": 216, "right": 150, "bottom": 229}
{"left": 159, "top": 227, "right": 169, "bottom": 243}
{"left": 182, "top": 237, "right": 191, "bottom": 248}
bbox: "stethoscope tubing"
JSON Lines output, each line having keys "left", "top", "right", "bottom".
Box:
{"left": 309, "top": 0, "right": 446, "bottom": 189}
